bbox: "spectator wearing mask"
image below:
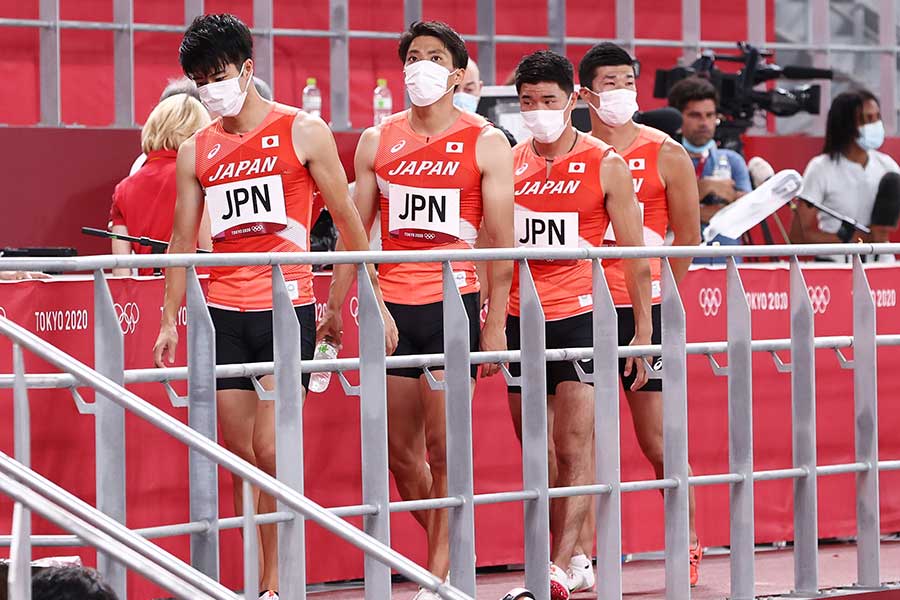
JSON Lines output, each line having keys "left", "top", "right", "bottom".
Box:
{"left": 109, "top": 93, "right": 210, "bottom": 276}
{"left": 796, "top": 89, "right": 900, "bottom": 261}
{"left": 32, "top": 567, "right": 119, "bottom": 600}
{"left": 668, "top": 76, "right": 751, "bottom": 263}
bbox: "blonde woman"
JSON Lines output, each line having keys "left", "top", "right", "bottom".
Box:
{"left": 109, "top": 93, "right": 211, "bottom": 276}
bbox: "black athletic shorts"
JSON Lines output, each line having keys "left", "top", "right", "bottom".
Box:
{"left": 617, "top": 303, "right": 662, "bottom": 392}
{"left": 385, "top": 293, "right": 481, "bottom": 379}
{"left": 209, "top": 304, "right": 316, "bottom": 391}
{"left": 506, "top": 311, "right": 594, "bottom": 395}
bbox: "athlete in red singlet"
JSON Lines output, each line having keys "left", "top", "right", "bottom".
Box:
{"left": 505, "top": 50, "right": 651, "bottom": 600}
{"left": 578, "top": 42, "right": 702, "bottom": 587}
{"left": 317, "top": 22, "right": 513, "bottom": 599}
{"left": 152, "top": 15, "right": 396, "bottom": 600}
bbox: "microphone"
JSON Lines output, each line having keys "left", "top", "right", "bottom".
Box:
{"left": 782, "top": 65, "right": 834, "bottom": 80}
{"left": 748, "top": 156, "right": 775, "bottom": 189}
{"left": 633, "top": 107, "right": 682, "bottom": 139}
{"left": 871, "top": 172, "right": 900, "bottom": 228}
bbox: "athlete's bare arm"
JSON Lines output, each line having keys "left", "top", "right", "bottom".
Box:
{"left": 153, "top": 136, "right": 204, "bottom": 367}
{"left": 603, "top": 151, "right": 651, "bottom": 391}
{"left": 111, "top": 225, "right": 132, "bottom": 277}
{"left": 659, "top": 138, "right": 701, "bottom": 281}
{"left": 314, "top": 124, "right": 397, "bottom": 353}
{"left": 476, "top": 126, "right": 515, "bottom": 378}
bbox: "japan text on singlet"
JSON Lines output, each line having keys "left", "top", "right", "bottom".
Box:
{"left": 508, "top": 134, "right": 613, "bottom": 321}
{"left": 602, "top": 124, "right": 669, "bottom": 306}
{"left": 194, "top": 104, "right": 315, "bottom": 311}
{"left": 374, "top": 110, "right": 489, "bottom": 304}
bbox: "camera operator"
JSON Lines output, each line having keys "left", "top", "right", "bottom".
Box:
{"left": 795, "top": 89, "right": 900, "bottom": 261}
{"left": 668, "top": 77, "right": 751, "bottom": 263}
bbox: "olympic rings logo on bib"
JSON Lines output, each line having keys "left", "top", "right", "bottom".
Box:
{"left": 388, "top": 182, "right": 461, "bottom": 243}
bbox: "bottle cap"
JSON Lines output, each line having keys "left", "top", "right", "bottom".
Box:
{"left": 306, "top": 77, "right": 317, "bottom": 86}
{"left": 377, "top": 78, "right": 387, "bottom": 87}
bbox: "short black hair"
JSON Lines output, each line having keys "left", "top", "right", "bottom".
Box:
{"left": 823, "top": 90, "right": 869, "bottom": 160}
{"left": 514, "top": 50, "right": 574, "bottom": 95}
{"left": 667, "top": 76, "right": 718, "bottom": 112}
{"left": 180, "top": 14, "right": 253, "bottom": 79}
{"left": 398, "top": 21, "right": 468, "bottom": 71}
{"left": 32, "top": 567, "right": 119, "bottom": 600}
{"left": 578, "top": 42, "right": 634, "bottom": 90}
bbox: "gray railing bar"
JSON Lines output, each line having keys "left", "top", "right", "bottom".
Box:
{"left": 93, "top": 270, "right": 127, "bottom": 597}
{"left": 0, "top": 474, "right": 224, "bottom": 600}
{"left": 4, "top": 243, "right": 900, "bottom": 272}
{"left": 8, "top": 502, "right": 31, "bottom": 600}
{"left": 0, "top": 319, "right": 474, "bottom": 600}
{"left": 242, "top": 481, "right": 258, "bottom": 600}
{"left": 727, "top": 257, "right": 756, "bottom": 600}
{"left": 547, "top": 483, "right": 613, "bottom": 498}
{"left": 11, "top": 333, "right": 900, "bottom": 390}
{"left": 878, "top": 460, "right": 900, "bottom": 471}
{"left": 688, "top": 473, "right": 744, "bottom": 486}
{"left": 620, "top": 478, "right": 680, "bottom": 492}
{"left": 442, "top": 263, "right": 477, "bottom": 596}
{"left": 471, "top": 490, "right": 540, "bottom": 506}
{"left": 790, "top": 259, "right": 819, "bottom": 594}
{"left": 389, "top": 497, "right": 465, "bottom": 513}
{"left": 852, "top": 256, "right": 881, "bottom": 588}
{"left": 272, "top": 266, "right": 307, "bottom": 599}
{"left": 816, "top": 462, "right": 870, "bottom": 476}
{"left": 0, "top": 454, "right": 236, "bottom": 598}
{"left": 331, "top": 504, "right": 379, "bottom": 518}
{"left": 753, "top": 467, "right": 808, "bottom": 481}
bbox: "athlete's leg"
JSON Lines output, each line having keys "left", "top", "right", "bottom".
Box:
{"left": 387, "top": 374, "right": 431, "bottom": 530}
{"left": 625, "top": 388, "right": 698, "bottom": 545}
{"left": 252, "top": 374, "right": 281, "bottom": 592}
{"left": 548, "top": 381, "right": 595, "bottom": 569}
{"left": 420, "top": 373, "right": 451, "bottom": 578}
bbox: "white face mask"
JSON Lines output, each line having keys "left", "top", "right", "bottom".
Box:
{"left": 521, "top": 108, "right": 571, "bottom": 144}
{"left": 404, "top": 60, "right": 455, "bottom": 107}
{"left": 589, "top": 88, "right": 639, "bottom": 127}
{"left": 199, "top": 64, "right": 252, "bottom": 118}
{"left": 858, "top": 120, "right": 885, "bottom": 151}
{"left": 453, "top": 92, "right": 480, "bottom": 113}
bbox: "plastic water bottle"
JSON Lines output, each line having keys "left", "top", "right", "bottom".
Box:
{"left": 373, "top": 78, "right": 392, "bottom": 126}
{"left": 710, "top": 152, "right": 732, "bottom": 180}
{"left": 302, "top": 77, "right": 322, "bottom": 119}
{"left": 308, "top": 339, "right": 338, "bottom": 393}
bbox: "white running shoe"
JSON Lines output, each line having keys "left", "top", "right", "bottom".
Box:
{"left": 412, "top": 588, "right": 442, "bottom": 600}
{"left": 258, "top": 592, "right": 278, "bottom": 600}
{"left": 549, "top": 563, "right": 570, "bottom": 600}
{"left": 567, "top": 554, "right": 595, "bottom": 592}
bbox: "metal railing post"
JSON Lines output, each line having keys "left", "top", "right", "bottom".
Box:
{"left": 329, "top": 0, "right": 351, "bottom": 131}
{"left": 357, "top": 264, "right": 391, "bottom": 600}
{"left": 592, "top": 260, "right": 623, "bottom": 600}
{"left": 253, "top": 0, "right": 275, "bottom": 97}
{"left": 726, "top": 259, "right": 755, "bottom": 599}
{"left": 272, "top": 267, "right": 306, "bottom": 599}
{"left": 243, "top": 481, "right": 259, "bottom": 600}
{"left": 93, "top": 270, "right": 127, "bottom": 598}
{"left": 442, "top": 262, "right": 476, "bottom": 595}
{"left": 476, "top": 0, "right": 496, "bottom": 85}
{"left": 186, "top": 267, "right": 220, "bottom": 579}
{"left": 789, "top": 258, "right": 819, "bottom": 594}
{"left": 39, "top": 0, "right": 60, "bottom": 126}
{"left": 10, "top": 345, "right": 31, "bottom": 600}
{"left": 518, "top": 259, "right": 551, "bottom": 600}
{"left": 112, "top": 0, "right": 134, "bottom": 127}
{"left": 852, "top": 256, "right": 880, "bottom": 588}
{"left": 661, "top": 258, "right": 690, "bottom": 599}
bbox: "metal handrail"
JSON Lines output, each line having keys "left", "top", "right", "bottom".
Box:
{"left": 2, "top": 333, "right": 900, "bottom": 390}
{"left": 0, "top": 242, "right": 898, "bottom": 272}
{"left": 0, "top": 317, "right": 474, "bottom": 600}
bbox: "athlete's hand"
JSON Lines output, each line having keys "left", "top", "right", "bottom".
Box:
{"left": 381, "top": 303, "right": 399, "bottom": 356}
{"left": 479, "top": 322, "right": 507, "bottom": 378}
{"left": 153, "top": 323, "right": 179, "bottom": 368}
{"left": 624, "top": 333, "right": 651, "bottom": 392}
{"left": 316, "top": 306, "right": 344, "bottom": 348}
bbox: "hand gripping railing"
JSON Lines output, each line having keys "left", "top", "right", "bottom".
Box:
{"left": 2, "top": 243, "right": 899, "bottom": 600}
